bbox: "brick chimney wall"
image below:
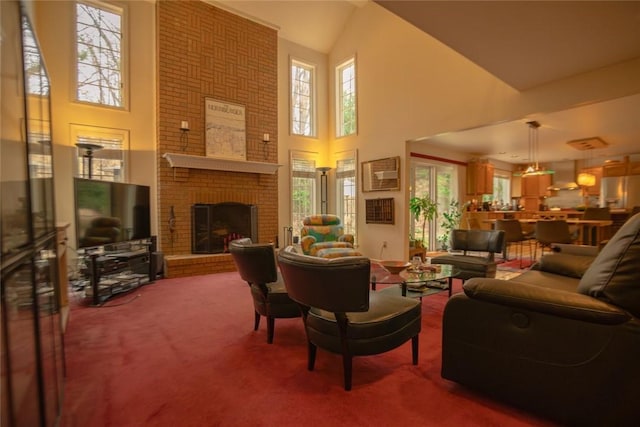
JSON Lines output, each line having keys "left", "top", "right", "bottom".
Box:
{"left": 157, "top": 0, "right": 278, "bottom": 277}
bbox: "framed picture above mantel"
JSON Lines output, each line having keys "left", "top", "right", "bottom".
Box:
{"left": 205, "top": 98, "right": 246, "bottom": 161}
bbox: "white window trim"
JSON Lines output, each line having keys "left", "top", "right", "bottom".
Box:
{"left": 334, "top": 149, "right": 358, "bottom": 241}
{"left": 290, "top": 150, "right": 319, "bottom": 237}
{"left": 70, "top": 123, "right": 129, "bottom": 181}
{"left": 289, "top": 56, "right": 317, "bottom": 138}
{"left": 335, "top": 55, "right": 357, "bottom": 138}
{"left": 73, "top": 0, "right": 129, "bottom": 110}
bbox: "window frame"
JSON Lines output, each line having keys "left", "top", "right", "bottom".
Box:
{"left": 71, "top": 124, "right": 129, "bottom": 182}
{"left": 290, "top": 57, "right": 317, "bottom": 138}
{"left": 410, "top": 160, "right": 458, "bottom": 250}
{"left": 290, "top": 150, "right": 318, "bottom": 239}
{"left": 335, "top": 55, "right": 357, "bottom": 138}
{"left": 74, "top": 0, "right": 128, "bottom": 110}
{"left": 334, "top": 149, "right": 358, "bottom": 241}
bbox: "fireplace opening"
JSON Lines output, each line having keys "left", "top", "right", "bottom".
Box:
{"left": 191, "top": 203, "right": 258, "bottom": 253}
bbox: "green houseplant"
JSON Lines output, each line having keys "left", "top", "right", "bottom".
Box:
{"left": 438, "top": 200, "right": 467, "bottom": 250}
{"left": 409, "top": 195, "right": 438, "bottom": 248}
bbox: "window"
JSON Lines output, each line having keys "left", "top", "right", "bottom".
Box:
{"left": 76, "top": 1, "right": 124, "bottom": 107}
{"left": 291, "top": 151, "right": 317, "bottom": 238}
{"left": 482, "top": 172, "right": 511, "bottom": 208}
{"left": 290, "top": 58, "right": 316, "bottom": 137}
{"left": 410, "top": 162, "right": 457, "bottom": 250}
{"left": 72, "top": 125, "right": 128, "bottom": 182}
{"left": 335, "top": 150, "right": 357, "bottom": 239}
{"left": 336, "top": 57, "right": 357, "bottom": 137}
{"left": 22, "top": 16, "right": 49, "bottom": 97}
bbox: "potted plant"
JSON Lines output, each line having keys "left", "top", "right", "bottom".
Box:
{"left": 438, "top": 200, "right": 467, "bottom": 250}
{"left": 409, "top": 195, "right": 438, "bottom": 248}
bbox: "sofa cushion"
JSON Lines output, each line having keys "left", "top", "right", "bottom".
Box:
{"left": 512, "top": 270, "right": 580, "bottom": 293}
{"left": 535, "top": 253, "right": 595, "bottom": 279}
{"left": 577, "top": 213, "right": 640, "bottom": 317}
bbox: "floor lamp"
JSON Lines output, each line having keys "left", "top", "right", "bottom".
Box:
{"left": 317, "top": 167, "right": 331, "bottom": 214}
{"left": 76, "top": 142, "right": 103, "bottom": 179}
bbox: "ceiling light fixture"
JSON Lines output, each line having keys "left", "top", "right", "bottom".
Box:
{"left": 513, "top": 120, "right": 555, "bottom": 177}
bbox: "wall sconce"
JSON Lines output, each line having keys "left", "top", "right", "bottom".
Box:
{"left": 317, "top": 166, "right": 331, "bottom": 214}
{"left": 262, "top": 133, "right": 270, "bottom": 160}
{"left": 180, "top": 120, "right": 190, "bottom": 151}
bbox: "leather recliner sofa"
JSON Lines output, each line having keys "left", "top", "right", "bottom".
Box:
{"left": 441, "top": 213, "right": 640, "bottom": 426}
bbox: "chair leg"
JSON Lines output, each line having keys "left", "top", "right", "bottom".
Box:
{"left": 411, "top": 335, "right": 419, "bottom": 365}
{"left": 342, "top": 353, "right": 353, "bottom": 391}
{"left": 266, "top": 316, "right": 275, "bottom": 344}
{"left": 254, "top": 311, "right": 260, "bottom": 331}
{"left": 307, "top": 341, "right": 317, "bottom": 371}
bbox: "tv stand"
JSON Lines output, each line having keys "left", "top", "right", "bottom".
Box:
{"left": 82, "top": 236, "right": 157, "bottom": 305}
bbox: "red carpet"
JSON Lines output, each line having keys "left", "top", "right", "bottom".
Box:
{"left": 61, "top": 272, "right": 556, "bottom": 427}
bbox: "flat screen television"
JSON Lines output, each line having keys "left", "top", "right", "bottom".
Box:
{"left": 74, "top": 178, "right": 151, "bottom": 249}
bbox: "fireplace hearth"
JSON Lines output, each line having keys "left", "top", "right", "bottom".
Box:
{"left": 191, "top": 203, "right": 258, "bottom": 253}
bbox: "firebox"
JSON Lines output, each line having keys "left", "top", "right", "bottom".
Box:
{"left": 191, "top": 203, "right": 258, "bottom": 253}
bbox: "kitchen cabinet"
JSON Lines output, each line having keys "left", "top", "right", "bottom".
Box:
{"left": 628, "top": 161, "right": 640, "bottom": 175}
{"left": 602, "top": 161, "right": 628, "bottom": 177}
{"left": 521, "top": 174, "right": 552, "bottom": 197}
{"left": 466, "top": 160, "right": 494, "bottom": 195}
{"left": 580, "top": 167, "right": 602, "bottom": 196}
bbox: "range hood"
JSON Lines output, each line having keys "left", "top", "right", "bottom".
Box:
{"left": 547, "top": 161, "right": 579, "bottom": 191}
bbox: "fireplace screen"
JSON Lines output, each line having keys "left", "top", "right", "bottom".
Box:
{"left": 191, "top": 203, "right": 258, "bottom": 253}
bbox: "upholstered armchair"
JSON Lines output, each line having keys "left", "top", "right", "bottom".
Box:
{"left": 277, "top": 247, "right": 421, "bottom": 390}
{"left": 229, "top": 238, "right": 300, "bottom": 344}
{"left": 300, "top": 215, "right": 355, "bottom": 256}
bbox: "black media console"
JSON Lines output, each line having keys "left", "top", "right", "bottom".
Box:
{"left": 83, "top": 236, "right": 157, "bottom": 305}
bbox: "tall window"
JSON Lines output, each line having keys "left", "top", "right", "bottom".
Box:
{"left": 72, "top": 125, "right": 128, "bottom": 182}
{"left": 76, "top": 1, "right": 124, "bottom": 107}
{"left": 410, "top": 162, "right": 457, "bottom": 250}
{"left": 336, "top": 57, "right": 357, "bottom": 137}
{"left": 335, "top": 151, "right": 357, "bottom": 239}
{"left": 291, "top": 151, "right": 317, "bottom": 238}
{"left": 22, "top": 16, "right": 49, "bottom": 97}
{"left": 290, "top": 58, "right": 316, "bottom": 137}
{"left": 481, "top": 172, "right": 511, "bottom": 208}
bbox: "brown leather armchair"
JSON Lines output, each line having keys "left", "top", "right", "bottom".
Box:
{"left": 277, "top": 247, "right": 422, "bottom": 390}
{"left": 441, "top": 213, "right": 640, "bottom": 426}
{"left": 229, "top": 239, "right": 300, "bottom": 344}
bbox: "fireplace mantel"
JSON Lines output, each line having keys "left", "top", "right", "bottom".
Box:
{"left": 163, "top": 153, "right": 281, "bottom": 175}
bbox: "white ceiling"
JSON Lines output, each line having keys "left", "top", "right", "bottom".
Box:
{"left": 213, "top": 0, "right": 640, "bottom": 165}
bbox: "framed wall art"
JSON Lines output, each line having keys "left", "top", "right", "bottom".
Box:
{"left": 205, "top": 98, "right": 246, "bottom": 160}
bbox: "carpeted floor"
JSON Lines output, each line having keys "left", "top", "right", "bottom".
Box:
{"left": 60, "top": 270, "right": 555, "bottom": 427}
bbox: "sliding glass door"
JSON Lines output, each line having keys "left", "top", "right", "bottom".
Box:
{"left": 410, "top": 162, "right": 456, "bottom": 250}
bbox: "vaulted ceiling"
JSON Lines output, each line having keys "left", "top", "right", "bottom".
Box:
{"left": 213, "top": 0, "right": 640, "bottom": 164}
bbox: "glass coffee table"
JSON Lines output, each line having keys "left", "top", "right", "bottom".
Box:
{"left": 370, "top": 263, "right": 460, "bottom": 299}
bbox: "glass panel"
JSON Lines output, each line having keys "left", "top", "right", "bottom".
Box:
{"left": 2, "top": 258, "right": 42, "bottom": 426}
{"left": 1, "top": 2, "right": 30, "bottom": 256}
{"left": 22, "top": 13, "right": 55, "bottom": 237}
{"left": 35, "top": 239, "right": 64, "bottom": 425}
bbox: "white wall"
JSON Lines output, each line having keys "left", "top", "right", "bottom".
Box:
{"left": 324, "top": 2, "right": 640, "bottom": 260}
{"left": 33, "top": 1, "right": 157, "bottom": 252}
{"left": 277, "top": 38, "right": 330, "bottom": 244}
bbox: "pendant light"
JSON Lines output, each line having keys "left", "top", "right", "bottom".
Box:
{"left": 515, "top": 121, "right": 554, "bottom": 177}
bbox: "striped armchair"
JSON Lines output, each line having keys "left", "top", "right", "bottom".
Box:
{"left": 300, "top": 215, "right": 355, "bottom": 256}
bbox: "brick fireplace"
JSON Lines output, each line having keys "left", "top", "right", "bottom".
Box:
{"left": 157, "top": 1, "right": 278, "bottom": 278}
